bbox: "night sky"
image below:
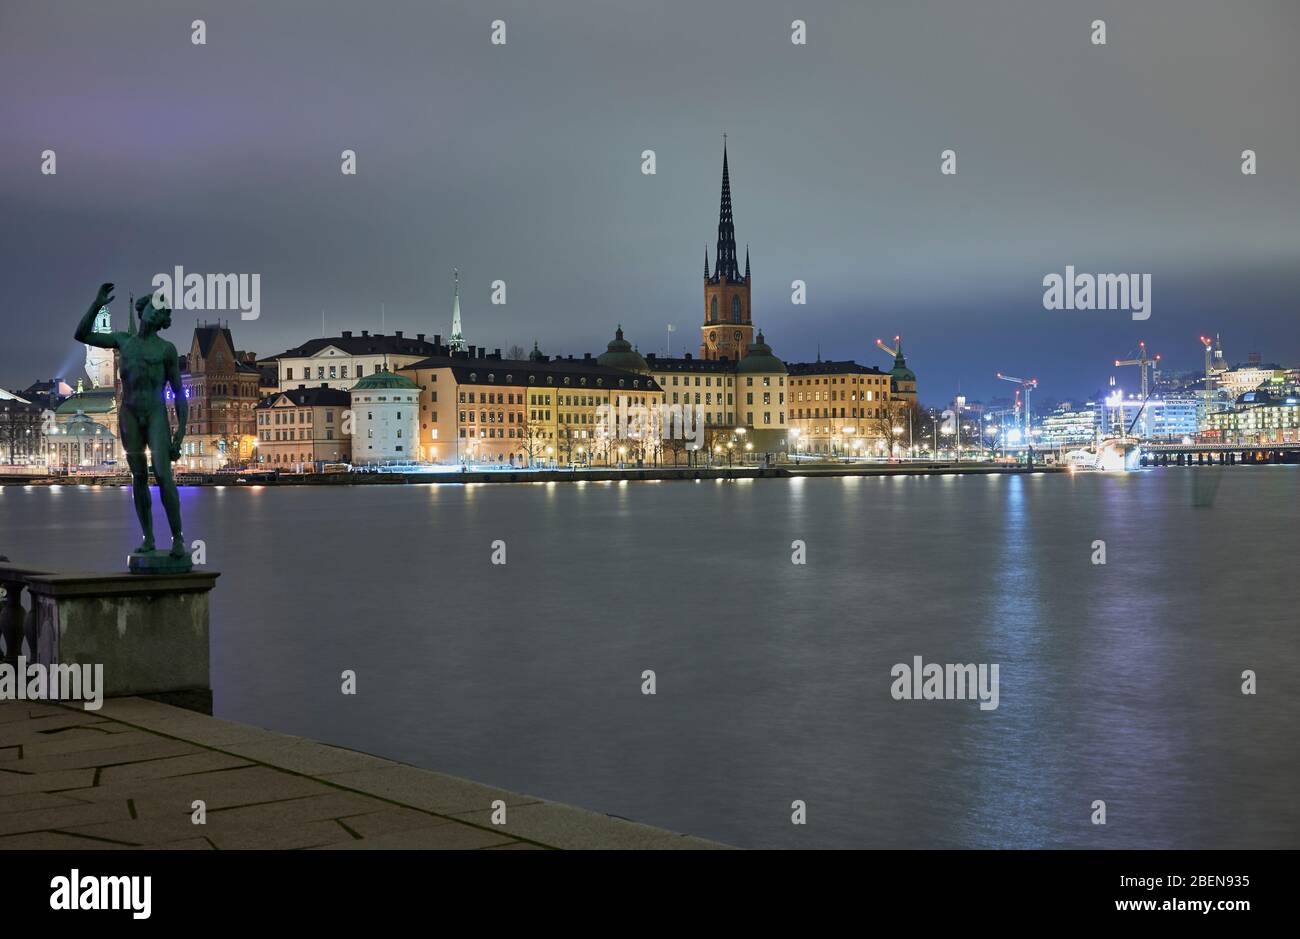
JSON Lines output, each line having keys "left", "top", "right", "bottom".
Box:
{"left": 2, "top": 0, "right": 1296, "bottom": 403}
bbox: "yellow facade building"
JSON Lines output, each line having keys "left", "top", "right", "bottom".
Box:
{"left": 400, "top": 345, "right": 663, "bottom": 466}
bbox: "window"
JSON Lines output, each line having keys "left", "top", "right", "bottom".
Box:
{"left": 710, "top": 296, "right": 718, "bottom": 321}
{"left": 731, "top": 296, "right": 741, "bottom": 322}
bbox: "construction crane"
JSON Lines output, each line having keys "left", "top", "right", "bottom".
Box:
{"left": 996, "top": 373, "right": 1037, "bottom": 446}
{"left": 1114, "top": 341, "right": 1161, "bottom": 437}
{"left": 875, "top": 335, "right": 901, "bottom": 360}
{"left": 1198, "top": 334, "right": 1215, "bottom": 414}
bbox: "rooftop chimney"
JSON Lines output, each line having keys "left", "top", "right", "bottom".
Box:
{"left": 417, "top": 333, "right": 425, "bottom": 342}
{"left": 361, "top": 330, "right": 369, "bottom": 337}
{"left": 342, "top": 330, "right": 352, "bottom": 338}
{"left": 395, "top": 330, "right": 403, "bottom": 339}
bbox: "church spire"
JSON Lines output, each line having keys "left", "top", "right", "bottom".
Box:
{"left": 704, "top": 247, "right": 710, "bottom": 279}
{"left": 448, "top": 268, "right": 466, "bottom": 352}
{"left": 745, "top": 245, "right": 750, "bottom": 280}
{"left": 713, "top": 140, "right": 740, "bottom": 282}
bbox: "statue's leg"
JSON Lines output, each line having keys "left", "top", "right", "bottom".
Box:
{"left": 146, "top": 415, "right": 185, "bottom": 558}
{"left": 120, "top": 410, "right": 153, "bottom": 552}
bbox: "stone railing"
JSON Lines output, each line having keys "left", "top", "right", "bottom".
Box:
{"left": 0, "top": 558, "right": 219, "bottom": 713}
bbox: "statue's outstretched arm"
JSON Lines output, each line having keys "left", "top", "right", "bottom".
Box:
{"left": 75, "top": 283, "right": 119, "bottom": 349}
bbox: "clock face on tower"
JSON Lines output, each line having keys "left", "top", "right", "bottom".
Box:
{"left": 734, "top": 331, "right": 742, "bottom": 340}
{"left": 709, "top": 331, "right": 717, "bottom": 343}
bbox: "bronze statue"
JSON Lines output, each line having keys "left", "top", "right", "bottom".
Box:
{"left": 75, "top": 283, "right": 190, "bottom": 572}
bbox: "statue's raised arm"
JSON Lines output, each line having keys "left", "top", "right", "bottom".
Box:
{"left": 75, "top": 282, "right": 120, "bottom": 348}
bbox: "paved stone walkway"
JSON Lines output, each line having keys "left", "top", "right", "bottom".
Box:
{"left": 0, "top": 698, "right": 725, "bottom": 850}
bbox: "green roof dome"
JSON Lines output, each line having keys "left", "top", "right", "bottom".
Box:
{"left": 737, "top": 331, "right": 787, "bottom": 374}
{"left": 890, "top": 347, "right": 916, "bottom": 383}
{"left": 352, "top": 370, "right": 418, "bottom": 391}
{"left": 55, "top": 388, "right": 116, "bottom": 415}
{"left": 61, "top": 413, "right": 114, "bottom": 437}
{"left": 596, "top": 325, "right": 650, "bottom": 373}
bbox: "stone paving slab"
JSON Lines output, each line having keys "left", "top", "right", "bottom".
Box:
{"left": 0, "top": 698, "right": 729, "bottom": 850}
{"left": 96, "top": 750, "right": 254, "bottom": 784}
{"left": 318, "top": 765, "right": 541, "bottom": 815}
{"left": 448, "top": 801, "right": 726, "bottom": 850}
{"left": 16, "top": 739, "right": 200, "bottom": 774}
{"left": 0, "top": 830, "right": 130, "bottom": 849}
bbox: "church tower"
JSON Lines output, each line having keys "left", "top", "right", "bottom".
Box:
{"left": 84, "top": 305, "right": 115, "bottom": 388}
{"left": 701, "top": 142, "right": 753, "bottom": 361}
{"left": 448, "top": 268, "right": 467, "bottom": 352}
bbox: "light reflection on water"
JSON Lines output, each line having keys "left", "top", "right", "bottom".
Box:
{"left": 2, "top": 468, "right": 1297, "bottom": 848}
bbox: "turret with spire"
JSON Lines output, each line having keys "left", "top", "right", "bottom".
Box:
{"left": 448, "top": 269, "right": 467, "bottom": 353}
{"left": 84, "top": 303, "right": 116, "bottom": 388}
{"left": 710, "top": 141, "right": 741, "bottom": 284}
{"left": 700, "top": 138, "right": 755, "bottom": 362}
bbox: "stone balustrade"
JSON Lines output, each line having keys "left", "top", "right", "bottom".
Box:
{"left": 0, "top": 559, "right": 218, "bottom": 713}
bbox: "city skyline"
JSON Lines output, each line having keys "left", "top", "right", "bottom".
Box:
{"left": 2, "top": 0, "right": 1298, "bottom": 401}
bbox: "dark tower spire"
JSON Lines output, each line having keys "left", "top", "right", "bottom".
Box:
{"left": 704, "top": 246, "right": 710, "bottom": 279}
{"left": 744, "top": 244, "right": 750, "bottom": 280}
{"left": 713, "top": 141, "right": 740, "bottom": 282}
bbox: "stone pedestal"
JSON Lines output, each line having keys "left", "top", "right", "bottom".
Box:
{"left": 128, "top": 550, "right": 194, "bottom": 575}
{"left": 20, "top": 570, "right": 219, "bottom": 713}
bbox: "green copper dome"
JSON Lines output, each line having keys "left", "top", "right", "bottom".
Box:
{"left": 891, "top": 348, "right": 916, "bottom": 384}
{"left": 60, "top": 412, "right": 115, "bottom": 437}
{"left": 596, "top": 325, "right": 650, "bottom": 373}
{"left": 736, "top": 331, "right": 787, "bottom": 374}
{"left": 352, "top": 370, "right": 418, "bottom": 391}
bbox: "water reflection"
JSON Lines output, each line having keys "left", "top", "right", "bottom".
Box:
{"left": 1, "top": 469, "right": 1296, "bottom": 848}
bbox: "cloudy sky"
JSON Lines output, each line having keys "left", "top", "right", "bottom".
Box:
{"left": 2, "top": 0, "right": 1296, "bottom": 402}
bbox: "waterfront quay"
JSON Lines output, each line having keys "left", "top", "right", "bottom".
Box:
{"left": 2, "top": 461, "right": 1066, "bottom": 488}
{"left": 0, "top": 698, "right": 724, "bottom": 850}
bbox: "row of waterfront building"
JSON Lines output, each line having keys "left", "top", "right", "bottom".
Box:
{"left": 1036, "top": 341, "right": 1300, "bottom": 449}
{"left": 3, "top": 144, "right": 920, "bottom": 471}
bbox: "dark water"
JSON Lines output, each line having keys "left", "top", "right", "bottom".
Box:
{"left": 3, "top": 468, "right": 1297, "bottom": 848}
